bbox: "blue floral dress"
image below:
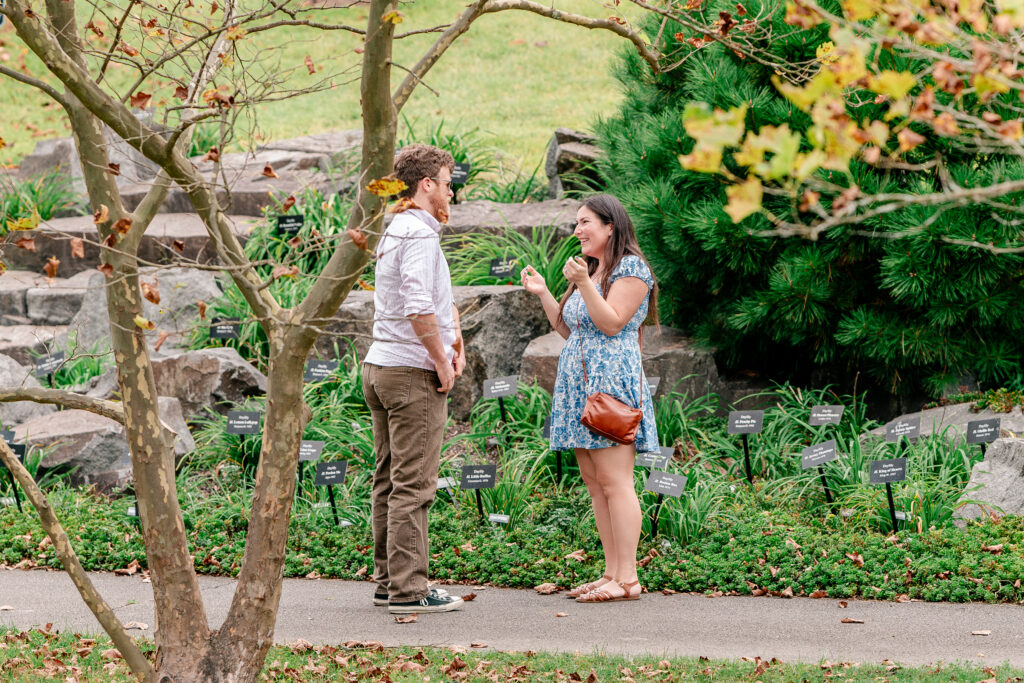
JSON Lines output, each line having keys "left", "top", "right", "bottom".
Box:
{"left": 550, "top": 255, "right": 659, "bottom": 453}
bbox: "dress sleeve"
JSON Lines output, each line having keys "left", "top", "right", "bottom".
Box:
{"left": 610, "top": 255, "right": 654, "bottom": 290}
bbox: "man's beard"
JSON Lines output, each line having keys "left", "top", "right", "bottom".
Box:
{"left": 429, "top": 194, "right": 450, "bottom": 224}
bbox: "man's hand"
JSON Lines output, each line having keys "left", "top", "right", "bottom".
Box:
{"left": 453, "top": 345, "right": 466, "bottom": 378}
{"left": 436, "top": 358, "right": 455, "bottom": 393}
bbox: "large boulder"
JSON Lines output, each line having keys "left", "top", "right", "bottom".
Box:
{"left": 148, "top": 347, "right": 268, "bottom": 418}
{"left": 2, "top": 213, "right": 257, "bottom": 276}
{"left": 0, "top": 270, "right": 37, "bottom": 324}
{"left": 955, "top": 438, "right": 1024, "bottom": 523}
{"left": 445, "top": 199, "right": 581, "bottom": 240}
{"left": 68, "top": 267, "right": 223, "bottom": 352}
{"left": 25, "top": 270, "right": 97, "bottom": 325}
{"left": 520, "top": 326, "right": 724, "bottom": 400}
{"left": 0, "top": 354, "right": 57, "bottom": 428}
{"left": 0, "top": 325, "right": 67, "bottom": 366}
{"left": 866, "top": 404, "right": 1024, "bottom": 443}
{"left": 317, "top": 286, "right": 549, "bottom": 420}
{"left": 11, "top": 397, "right": 194, "bottom": 489}
{"left": 16, "top": 138, "right": 85, "bottom": 195}
{"left": 544, "top": 128, "right": 602, "bottom": 198}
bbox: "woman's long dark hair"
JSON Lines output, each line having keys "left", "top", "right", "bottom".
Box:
{"left": 557, "top": 194, "right": 659, "bottom": 330}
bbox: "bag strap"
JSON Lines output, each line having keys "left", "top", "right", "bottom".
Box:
{"left": 573, "top": 296, "right": 644, "bottom": 396}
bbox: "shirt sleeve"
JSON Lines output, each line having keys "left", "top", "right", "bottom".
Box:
{"left": 399, "top": 229, "right": 440, "bottom": 317}
{"left": 610, "top": 255, "right": 654, "bottom": 290}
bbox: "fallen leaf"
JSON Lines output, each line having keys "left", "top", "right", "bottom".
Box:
{"left": 141, "top": 280, "right": 160, "bottom": 304}
{"left": 197, "top": 301, "right": 207, "bottom": 320}
{"left": 291, "top": 638, "right": 313, "bottom": 652}
{"left": 124, "top": 621, "right": 148, "bottom": 630}
{"left": 262, "top": 164, "right": 279, "bottom": 179}
{"left": 845, "top": 552, "right": 864, "bottom": 568}
{"left": 780, "top": 586, "right": 794, "bottom": 598}
{"left": 534, "top": 583, "right": 560, "bottom": 595}
{"left": 281, "top": 195, "right": 296, "bottom": 213}
{"left": 355, "top": 565, "right": 368, "bottom": 577}
{"left": 841, "top": 618, "right": 864, "bottom": 624}
{"left": 70, "top": 238, "right": 85, "bottom": 259}
{"left": 786, "top": 538, "right": 801, "bottom": 550}
{"left": 461, "top": 592, "right": 476, "bottom": 602}
{"left": 396, "top": 661, "right": 426, "bottom": 672}
{"left": 972, "top": 630, "right": 992, "bottom": 636}
{"left": 394, "top": 613, "right": 418, "bottom": 624}
{"left": 44, "top": 256, "right": 59, "bottom": 279}
{"left": 555, "top": 612, "right": 568, "bottom": 617}
{"left": 470, "top": 642, "right": 488, "bottom": 648}
{"left": 0, "top": 605, "right": 13, "bottom": 611}
{"left": 564, "top": 549, "right": 587, "bottom": 562}
{"left": 809, "top": 590, "right": 828, "bottom": 599}
{"left": 93, "top": 205, "right": 110, "bottom": 224}
{"left": 101, "top": 648, "right": 122, "bottom": 660}
{"left": 981, "top": 544, "right": 1003, "bottom": 554}
{"left": 172, "top": 239, "right": 185, "bottom": 253}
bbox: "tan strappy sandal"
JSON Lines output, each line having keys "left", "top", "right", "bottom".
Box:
{"left": 566, "top": 574, "right": 613, "bottom": 599}
{"left": 575, "top": 579, "right": 642, "bottom": 603}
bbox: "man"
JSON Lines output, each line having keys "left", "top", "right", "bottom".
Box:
{"left": 363, "top": 144, "right": 466, "bottom": 614}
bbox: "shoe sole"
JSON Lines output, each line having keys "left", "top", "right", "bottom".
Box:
{"left": 388, "top": 598, "right": 464, "bottom": 614}
{"left": 373, "top": 597, "right": 388, "bottom": 606}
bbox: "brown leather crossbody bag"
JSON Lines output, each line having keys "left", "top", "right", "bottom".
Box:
{"left": 575, "top": 317, "right": 644, "bottom": 446}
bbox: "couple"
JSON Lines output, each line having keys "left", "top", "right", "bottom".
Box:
{"left": 363, "top": 144, "right": 658, "bottom": 615}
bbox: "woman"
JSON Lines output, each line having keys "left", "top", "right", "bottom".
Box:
{"left": 521, "top": 194, "right": 659, "bottom": 603}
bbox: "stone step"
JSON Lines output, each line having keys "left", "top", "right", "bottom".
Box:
{"left": 0, "top": 269, "right": 97, "bottom": 325}
{"left": 1, "top": 213, "right": 259, "bottom": 277}
{"left": 0, "top": 324, "right": 68, "bottom": 366}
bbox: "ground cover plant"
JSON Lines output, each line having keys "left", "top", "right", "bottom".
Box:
{"left": 4, "top": 627, "right": 1024, "bottom": 683}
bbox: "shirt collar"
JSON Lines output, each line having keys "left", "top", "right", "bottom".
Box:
{"left": 405, "top": 208, "right": 442, "bottom": 234}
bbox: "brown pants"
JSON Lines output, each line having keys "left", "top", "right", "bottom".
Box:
{"left": 363, "top": 363, "right": 447, "bottom": 602}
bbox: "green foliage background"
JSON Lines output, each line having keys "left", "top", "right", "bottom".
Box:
{"left": 595, "top": 1, "right": 1024, "bottom": 398}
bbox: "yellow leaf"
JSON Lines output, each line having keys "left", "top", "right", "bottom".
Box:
{"left": 0, "top": 137, "right": 6, "bottom": 150}
{"left": 842, "top": 0, "right": 879, "bottom": 21}
{"left": 773, "top": 71, "right": 839, "bottom": 112}
{"left": 382, "top": 10, "right": 404, "bottom": 24}
{"left": 897, "top": 128, "right": 926, "bottom": 152}
{"left": 861, "top": 121, "right": 890, "bottom": 146}
{"left": 792, "top": 149, "right": 827, "bottom": 182}
{"left": 868, "top": 71, "right": 916, "bottom": 100}
{"left": 682, "top": 102, "right": 748, "bottom": 147}
{"left": 724, "top": 177, "right": 762, "bottom": 223}
{"left": 679, "top": 145, "right": 723, "bottom": 174}
{"left": 816, "top": 41, "right": 838, "bottom": 64}
{"left": 224, "top": 25, "right": 246, "bottom": 41}
{"left": 367, "top": 176, "right": 407, "bottom": 197}
{"left": 974, "top": 70, "right": 1010, "bottom": 102}
{"left": 134, "top": 315, "right": 155, "bottom": 330}
{"left": 6, "top": 211, "right": 40, "bottom": 232}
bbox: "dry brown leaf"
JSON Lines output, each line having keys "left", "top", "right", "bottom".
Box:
{"left": 981, "top": 544, "right": 1003, "bottom": 554}
{"left": 93, "top": 205, "right": 109, "bottom": 224}
{"left": 354, "top": 565, "right": 368, "bottom": 577}
{"left": 845, "top": 552, "right": 864, "bottom": 568}
{"left": 70, "top": 238, "right": 85, "bottom": 259}
{"left": 780, "top": 586, "right": 794, "bottom": 598}
{"left": 202, "top": 147, "right": 220, "bottom": 163}
{"left": 0, "top": 605, "right": 13, "bottom": 611}
{"left": 534, "top": 583, "right": 560, "bottom": 595}
{"left": 100, "top": 648, "right": 122, "bottom": 660}
{"left": 290, "top": 638, "right": 313, "bottom": 652}
{"left": 174, "top": 85, "right": 189, "bottom": 100}
{"left": 394, "top": 613, "right": 418, "bottom": 624}
{"left": 347, "top": 228, "right": 368, "bottom": 251}
{"left": 555, "top": 612, "right": 568, "bottom": 617}
{"left": 564, "top": 549, "right": 587, "bottom": 562}
{"left": 304, "top": 55, "right": 316, "bottom": 75}
{"left": 114, "top": 559, "right": 142, "bottom": 576}
{"left": 172, "top": 239, "right": 185, "bottom": 253}
{"left": 785, "top": 538, "right": 801, "bottom": 550}
{"left": 153, "top": 330, "right": 171, "bottom": 352}
{"left": 107, "top": 163, "right": 121, "bottom": 176}
{"left": 112, "top": 217, "right": 133, "bottom": 235}
{"left": 461, "top": 592, "right": 476, "bottom": 602}
{"left": 40, "top": 256, "right": 61, "bottom": 281}
{"left": 840, "top": 617, "right": 864, "bottom": 624}
{"left": 262, "top": 163, "right": 279, "bottom": 179}
{"left": 98, "top": 263, "right": 115, "bottom": 278}
{"left": 197, "top": 301, "right": 207, "bottom": 320}
{"left": 141, "top": 280, "right": 160, "bottom": 305}
{"left": 396, "top": 661, "right": 426, "bottom": 672}
{"left": 838, "top": 600, "right": 849, "bottom": 608}
{"left": 14, "top": 237, "right": 36, "bottom": 252}
{"left": 129, "top": 91, "right": 152, "bottom": 109}
{"left": 470, "top": 642, "right": 488, "bottom": 648}
{"left": 808, "top": 590, "right": 828, "bottom": 599}
{"left": 282, "top": 195, "right": 296, "bottom": 213}
{"left": 124, "top": 621, "right": 148, "bottom": 630}
{"left": 271, "top": 264, "right": 299, "bottom": 279}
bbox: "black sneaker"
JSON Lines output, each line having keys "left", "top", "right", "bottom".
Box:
{"left": 388, "top": 588, "right": 464, "bottom": 614}
{"left": 373, "top": 589, "right": 389, "bottom": 607}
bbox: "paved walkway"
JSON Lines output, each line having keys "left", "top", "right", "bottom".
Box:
{"left": 1, "top": 569, "right": 1023, "bottom": 666}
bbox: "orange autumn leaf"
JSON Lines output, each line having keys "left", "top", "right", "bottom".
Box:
{"left": 108, "top": 163, "right": 121, "bottom": 176}
{"left": 202, "top": 147, "right": 220, "bottom": 162}
{"left": 366, "top": 176, "right": 407, "bottom": 197}
{"left": 43, "top": 256, "right": 60, "bottom": 279}
{"left": 347, "top": 229, "right": 368, "bottom": 251}
{"left": 93, "top": 205, "right": 109, "bottom": 224}
{"left": 134, "top": 315, "right": 155, "bottom": 330}
{"left": 173, "top": 85, "right": 189, "bottom": 100}
{"left": 262, "top": 164, "right": 279, "bottom": 179}
{"left": 271, "top": 264, "right": 299, "bottom": 279}
{"left": 119, "top": 41, "right": 139, "bottom": 57}
{"left": 897, "top": 128, "right": 926, "bottom": 152}
{"left": 304, "top": 55, "right": 316, "bottom": 75}
{"left": 197, "top": 301, "right": 207, "bottom": 320}
{"left": 356, "top": 279, "right": 375, "bottom": 291}
{"left": 129, "top": 91, "right": 152, "bottom": 109}
{"left": 281, "top": 195, "right": 296, "bottom": 213}
{"left": 141, "top": 281, "right": 160, "bottom": 305}
{"left": 14, "top": 236, "right": 37, "bottom": 252}
{"left": 153, "top": 330, "right": 171, "bottom": 352}
{"left": 113, "top": 217, "right": 133, "bottom": 235}
{"left": 98, "top": 263, "right": 115, "bottom": 277}
{"left": 172, "top": 239, "right": 186, "bottom": 252}
{"left": 70, "top": 238, "right": 85, "bottom": 259}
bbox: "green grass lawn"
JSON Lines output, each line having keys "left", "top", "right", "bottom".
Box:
{"left": 2, "top": 627, "right": 1022, "bottom": 682}
{"left": 0, "top": 1, "right": 641, "bottom": 170}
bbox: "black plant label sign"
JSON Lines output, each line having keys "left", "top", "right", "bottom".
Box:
{"left": 436, "top": 476, "right": 458, "bottom": 490}
{"left": 543, "top": 417, "right": 552, "bottom": 440}
{"left": 276, "top": 214, "right": 304, "bottom": 235}
{"left": 482, "top": 376, "right": 518, "bottom": 399}
{"left": 643, "top": 470, "right": 686, "bottom": 497}
{"left": 636, "top": 446, "right": 673, "bottom": 470}
{"left": 298, "top": 440, "right": 325, "bottom": 462}
{"left": 210, "top": 319, "right": 240, "bottom": 339}
{"left": 34, "top": 351, "right": 66, "bottom": 378}
{"left": 315, "top": 461, "right": 348, "bottom": 486}
{"left": 226, "top": 410, "right": 261, "bottom": 435}
{"left": 451, "top": 163, "right": 471, "bottom": 185}
{"left": 966, "top": 418, "right": 1000, "bottom": 445}
{"left": 728, "top": 410, "right": 764, "bottom": 434}
{"left": 304, "top": 359, "right": 339, "bottom": 382}
{"left": 488, "top": 513, "right": 510, "bottom": 524}
{"left": 885, "top": 415, "right": 921, "bottom": 442}
{"left": 809, "top": 405, "right": 844, "bottom": 426}
{"left": 489, "top": 258, "right": 517, "bottom": 278}
{"left": 460, "top": 464, "right": 496, "bottom": 490}
{"left": 647, "top": 376, "right": 661, "bottom": 396}
{"left": 869, "top": 457, "right": 907, "bottom": 484}
{"left": 801, "top": 439, "right": 838, "bottom": 469}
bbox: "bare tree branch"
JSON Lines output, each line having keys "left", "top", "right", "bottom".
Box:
{"left": 0, "top": 441, "right": 155, "bottom": 680}
{"left": 0, "top": 64, "right": 68, "bottom": 104}
{"left": 0, "top": 387, "right": 125, "bottom": 423}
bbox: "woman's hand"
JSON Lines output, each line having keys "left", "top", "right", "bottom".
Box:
{"left": 520, "top": 265, "right": 548, "bottom": 296}
{"left": 563, "top": 256, "right": 589, "bottom": 286}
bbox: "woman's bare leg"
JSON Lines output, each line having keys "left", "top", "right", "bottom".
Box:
{"left": 591, "top": 444, "right": 642, "bottom": 595}
{"left": 575, "top": 448, "right": 618, "bottom": 581}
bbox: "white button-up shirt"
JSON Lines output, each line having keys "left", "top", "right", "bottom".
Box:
{"left": 364, "top": 208, "right": 456, "bottom": 371}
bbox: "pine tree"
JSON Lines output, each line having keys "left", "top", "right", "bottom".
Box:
{"left": 596, "top": 0, "right": 1024, "bottom": 400}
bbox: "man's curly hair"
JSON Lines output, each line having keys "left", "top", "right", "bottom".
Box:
{"left": 394, "top": 144, "right": 455, "bottom": 199}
